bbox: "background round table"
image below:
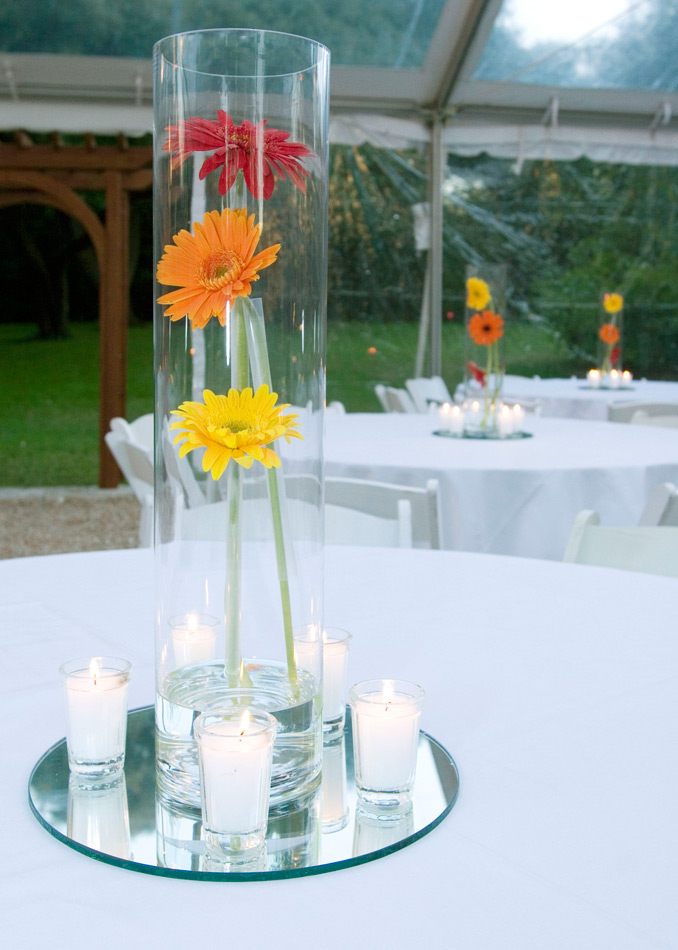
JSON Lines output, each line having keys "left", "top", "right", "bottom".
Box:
{"left": 498, "top": 375, "right": 678, "bottom": 421}
{"left": 325, "top": 413, "right": 678, "bottom": 558}
{"left": 2, "top": 545, "right": 677, "bottom": 950}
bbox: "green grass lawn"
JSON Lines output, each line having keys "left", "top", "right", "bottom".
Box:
{"left": 1, "top": 320, "right": 581, "bottom": 486}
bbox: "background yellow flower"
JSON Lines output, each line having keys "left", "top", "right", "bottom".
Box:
{"left": 603, "top": 292, "right": 623, "bottom": 314}
{"left": 466, "top": 277, "right": 491, "bottom": 311}
{"left": 170, "top": 385, "right": 302, "bottom": 480}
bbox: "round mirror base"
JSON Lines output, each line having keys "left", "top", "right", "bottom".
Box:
{"left": 29, "top": 706, "right": 459, "bottom": 881}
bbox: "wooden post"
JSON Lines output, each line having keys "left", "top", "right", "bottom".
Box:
{"left": 100, "top": 169, "right": 129, "bottom": 487}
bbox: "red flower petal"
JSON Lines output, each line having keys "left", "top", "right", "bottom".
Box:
{"left": 466, "top": 361, "right": 487, "bottom": 387}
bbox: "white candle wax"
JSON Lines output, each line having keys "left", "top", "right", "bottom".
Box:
{"left": 322, "top": 630, "right": 352, "bottom": 725}
{"left": 622, "top": 370, "right": 633, "bottom": 388}
{"left": 349, "top": 680, "right": 424, "bottom": 805}
{"left": 608, "top": 369, "right": 620, "bottom": 389}
{"left": 587, "top": 369, "right": 601, "bottom": 389}
{"left": 448, "top": 405, "right": 465, "bottom": 435}
{"left": 465, "top": 399, "right": 482, "bottom": 426}
{"left": 170, "top": 613, "right": 218, "bottom": 668}
{"left": 497, "top": 404, "right": 514, "bottom": 438}
{"left": 438, "top": 402, "right": 452, "bottom": 430}
{"left": 61, "top": 658, "right": 130, "bottom": 773}
{"left": 321, "top": 736, "right": 348, "bottom": 831}
{"left": 512, "top": 404, "right": 525, "bottom": 433}
{"left": 196, "top": 709, "right": 277, "bottom": 850}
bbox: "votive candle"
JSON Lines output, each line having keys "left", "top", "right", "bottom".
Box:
{"left": 497, "top": 404, "right": 514, "bottom": 438}
{"left": 587, "top": 369, "right": 601, "bottom": 389}
{"left": 59, "top": 656, "right": 131, "bottom": 778}
{"left": 622, "top": 370, "right": 633, "bottom": 388}
{"left": 195, "top": 707, "right": 277, "bottom": 853}
{"left": 512, "top": 404, "right": 525, "bottom": 433}
{"left": 608, "top": 368, "right": 620, "bottom": 389}
{"left": 349, "top": 679, "right": 424, "bottom": 808}
{"left": 170, "top": 613, "right": 218, "bottom": 668}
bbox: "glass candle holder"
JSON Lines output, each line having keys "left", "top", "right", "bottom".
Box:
{"left": 195, "top": 707, "right": 277, "bottom": 854}
{"left": 322, "top": 628, "right": 352, "bottom": 737}
{"left": 59, "top": 657, "right": 131, "bottom": 779}
{"left": 67, "top": 773, "right": 131, "bottom": 859}
{"left": 349, "top": 679, "right": 424, "bottom": 809}
{"left": 169, "top": 613, "right": 219, "bottom": 670}
{"left": 321, "top": 733, "right": 348, "bottom": 833}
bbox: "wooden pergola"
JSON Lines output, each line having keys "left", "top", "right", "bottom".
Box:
{"left": 0, "top": 132, "right": 153, "bottom": 487}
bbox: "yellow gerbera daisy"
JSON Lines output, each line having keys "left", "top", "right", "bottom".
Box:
{"left": 157, "top": 208, "right": 280, "bottom": 329}
{"left": 170, "top": 385, "right": 303, "bottom": 479}
{"left": 603, "top": 292, "right": 623, "bottom": 314}
{"left": 466, "top": 277, "right": 491, "bottom": 311}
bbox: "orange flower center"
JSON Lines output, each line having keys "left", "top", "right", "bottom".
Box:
{"left": 199, "top": 249, "right": 244, "bottom": 290}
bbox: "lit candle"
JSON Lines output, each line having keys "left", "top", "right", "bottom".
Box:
{"left": 608, "top": 368, "right": 620, "bottom": 389}
{"left": 195, "top": 707, "right": 277, "bottom": 854}
{"left": 322, "top": 628, "right": 352, "bottom": 736}
{"left": 587, "top": 369, "right": 601, "bottom": 389}
{"left": 512, "top": 404, "right": 525, "bottom": 433}
{"left": 349, "top": 679, "right": 424, "bottom": 808}
{"left": 464, "top": 399, "right": 482, "bottom": 427}
{"left": 497, "top": 404, "right": 514, "bottom": 438}
{"left": 170, "top": 613, "right": 218, "bottom": 668}
{"left": 622, "top": 370, "right": 633, "bottom": 388}
{"left": 448, "top": 404, "right": 465, "bottom": 435}
{"left": 438, "top": 402, "right": 452, "bottom": 430}
{"left": 59, "top": 657, "right": 131, "bottom": 778}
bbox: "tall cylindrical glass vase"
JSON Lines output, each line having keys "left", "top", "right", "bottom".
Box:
{"left": 463, "top": 264, "right": 507, "bottom": 437}
{"left": 153, "top": 30, "right": 329, "bottom": 812}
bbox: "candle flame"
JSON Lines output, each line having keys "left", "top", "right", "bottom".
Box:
{"left": 187, "top": 613, "right": 198, "bottom": 634}
{"left": 89, "top": 658, "right": 100, "bottom": 685}
{"left": 471, "top": 400, "right": 480, "bottom": 412}
{"left": 240, "top": 709, "right": 250, "bottom": 736}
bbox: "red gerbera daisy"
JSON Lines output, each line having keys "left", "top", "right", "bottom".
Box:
{"left": 163, "top": 110, "right": 314, "bottom": 200}
{"left": 466, "top": 361, "right": 487, "bottom": 387}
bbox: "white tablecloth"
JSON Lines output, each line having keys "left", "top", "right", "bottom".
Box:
{"left": 2, "top": 546, "right": 677, "bottom": 950}
{"left": 499, "top": 376, "right": 678, "bottom": 421}
{"left": 325, "top": 413, "right": 678, "bottom": 559}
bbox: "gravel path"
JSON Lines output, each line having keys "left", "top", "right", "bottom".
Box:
{"left": 0, "top": 487, "right": 142, "bottom": 559}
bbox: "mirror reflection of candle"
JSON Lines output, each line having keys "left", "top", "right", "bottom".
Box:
{"left": 67, "top": 773, "right": 131, "bottom": 859}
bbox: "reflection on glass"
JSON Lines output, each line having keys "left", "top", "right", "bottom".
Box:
{"left": 266, "top": 786, "right": 321, "bottom": 872}
{"left": 155, "top": 794, "right": 203, "bottom": 872}
{"left": 202, "top": 844, "right": 267, "bottom": 873}
{"left": 67, "top": 773, "right": 131, "bottom": 859}
{"left": 321, "top": 736, "right": 349, "bottom": 833}
{"left": 352, "top": 803, "right": 414, "bottom": 858}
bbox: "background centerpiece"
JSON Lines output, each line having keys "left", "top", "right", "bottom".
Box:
{"left": 463, "top": 264, "right": 507, "bottom": 437}
{"left": 153, "top": 29, "right": 330, "bottom": 811}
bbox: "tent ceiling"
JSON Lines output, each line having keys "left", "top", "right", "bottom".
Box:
{"left": 0, "top": 0, "right": 676, "bottom": 153}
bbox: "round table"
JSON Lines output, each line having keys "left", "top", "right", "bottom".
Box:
{"left": 498, "top": 376, "right": 678, "bottom": 421}
{"left": 3, "top": 546, "right": 677, "bottom": 950}
{"left": 325, "top": 413, "right": 678, "bottom": 559}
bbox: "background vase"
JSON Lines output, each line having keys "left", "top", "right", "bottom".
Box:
{"left": 153, "top": 29, "right": 330, "bottom": 811}
{"left": 598, "top": 294, "right": 624, "bottom": 376}
{"left": 464, "top": 263, "right": 507, "bottom": 436}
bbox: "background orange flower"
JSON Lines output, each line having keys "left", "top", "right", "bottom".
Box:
{"left": 468, "top": 310, "right": 504, "bottom": 346}
{"left": 599, "top": 322, "right": 620, "bottom": 345}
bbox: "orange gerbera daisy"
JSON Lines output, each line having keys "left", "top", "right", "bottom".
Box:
{"left": 599, "top": 322, "right": 620, "bottom": 345}
{"left": 468, "top": 310, "right": 504, "bottom": 346}
{"left": 157, "top": 208, "right": 280, "bottom": 329}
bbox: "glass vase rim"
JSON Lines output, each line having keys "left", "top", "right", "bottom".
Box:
{"left": 154, "top": 27, "right": 330, "bottom": 81}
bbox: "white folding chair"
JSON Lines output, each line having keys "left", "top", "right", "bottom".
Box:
{"left": 325, "top": 477, "right": 442, "bottom": 549}
{"left": 405, "top": 376, "right": 453, "bottom": 413}
{"left": 104, "top": 430, "right": 154, "bottom": 546}
{"left": 608, "top": 401, "right": 678, "bottom": 423}
{"left": 327, "top": 401, "right": 347, "bottom": 415}
{"left": 110, "top": 413, "right": 153, "bottom": 452}
{"left": 638, "top": 483, "right": 678, "bottom": 527}
{"left": 375, "top": 384, "right": 417, "bottom": 413}
{"left": 563, "top": 510, "right": 678, "bottom": 577}
{"left": 630, "top": 410, "right": 678, "bottom": 428}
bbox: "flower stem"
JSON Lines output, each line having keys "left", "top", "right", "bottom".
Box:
{"left": 223, "top": 299, "right": 249, "bottom": 688}
{"left": 241, "top": 296, "right": 298, "bottom": 690}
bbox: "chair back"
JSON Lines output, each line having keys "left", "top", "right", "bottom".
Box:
{"left": 608, "top": 401, "right": 678, "bottom": 423}
{"left": 630, "top": 410, "right": 678, "bottom": 428}
{"left": 104, "top": 430, "right": 154, "bottom": 546}
{"left": 638, "top": 483, "right": 678, "bottom": 527}
{"left": 405, "top": 376, "right": 453, "bottom": 413}
{"left": 563, "top": 510, "right": 678, "bottom": 577}
{"left": 110, "top": 413, "right": 153, "bottom": 451}
{"left": 375, "top": 384, "right": 417, "bottom": 413}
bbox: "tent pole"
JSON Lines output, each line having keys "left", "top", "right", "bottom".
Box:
{"left": 428, "top": 114, "right": 444, "bottom": 377}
